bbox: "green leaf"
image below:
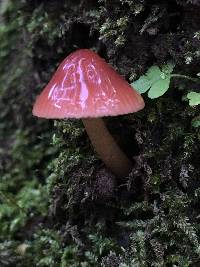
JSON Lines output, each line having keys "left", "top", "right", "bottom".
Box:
{"left": 191, "top": 116, "right": 200, "bottom": 128}
{"left": 148, "top": 77, "right": 171, "bottom": 99}
{"left": 187, "top": 92, "right": 200, "bottom": 106}
{"left": 146, "top": 65, "right": 161, "bottom": 84}
{"left": 132, "top": 62, "right": 173, "bottom": 99}
{"left": 131, "top": 75, "right": 151, "bottom": 94}
{"left": 162, "top": 61, "right": 175, "bottom": 75}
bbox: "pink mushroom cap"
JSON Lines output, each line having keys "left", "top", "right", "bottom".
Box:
{"left": 33, "top": 49, "right": 145, "bottom": 119}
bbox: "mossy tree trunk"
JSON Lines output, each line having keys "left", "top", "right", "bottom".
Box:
{"left": 0, "top": 0, "right": 200, "bottom": 266}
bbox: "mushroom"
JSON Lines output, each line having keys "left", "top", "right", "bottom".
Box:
{"left": 33, "top": 49, "right": 144, "bottom": 178}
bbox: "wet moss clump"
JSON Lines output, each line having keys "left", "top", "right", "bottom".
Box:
{"left": 0, "top": 0, "right": 200, "bottom": 266}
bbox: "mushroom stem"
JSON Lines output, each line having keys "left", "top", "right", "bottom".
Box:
{"left": 82, "top": 118, "right": 133, "bottom": 178}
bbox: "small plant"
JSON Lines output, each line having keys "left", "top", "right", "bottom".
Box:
{"left": 132, "top": 62, "right": 175, "bottom": 99}
{"left": 132, "top": 62, "right": 200, "bottom": 106}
